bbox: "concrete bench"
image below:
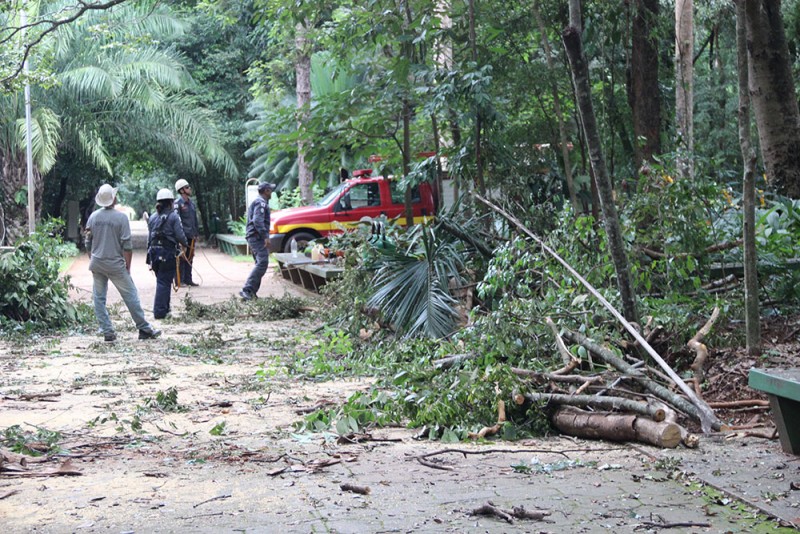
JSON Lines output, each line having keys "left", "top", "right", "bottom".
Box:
{"left": 273, "top": 252, "right": 343, "bottom": 292}
{"left": 748, "top": 368, "right": 800, "bottom": 454}
{"left": 216, "top": 234, "right": 248, "bottom": 256}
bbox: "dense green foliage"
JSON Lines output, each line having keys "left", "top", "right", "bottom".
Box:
{"left": 0, "top": 220, "right": 89, "bottom": 329}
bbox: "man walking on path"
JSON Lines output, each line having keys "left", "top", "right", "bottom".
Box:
{"left": 174, "top": 178, "right": 200, "bottom": 287}
{"left": 239, "top": 182, "right": 276, "bottom": 301}
{"left": 85, "top": 184, "right": 161, "bottom": 342}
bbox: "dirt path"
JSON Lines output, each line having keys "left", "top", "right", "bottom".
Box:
{"left": 1, "top": 240, "right": 798, "bottom": 532}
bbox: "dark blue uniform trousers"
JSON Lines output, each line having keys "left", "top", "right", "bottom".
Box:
{"left": 242, "top": 237, "right": 270, "bottom": 297}
{"left": 154, "top": 254, "right": 177, "bottom": 319}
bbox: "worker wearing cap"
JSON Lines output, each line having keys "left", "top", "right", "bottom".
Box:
{"left": 85, "top": 184, "right": 161, "bottom": 342}
{"left": 147, "top": 188, "right": 187, "bottom": 319}
{"left": 174, "top": 178, "right": 200, "bottom": 287}
{"left": 240, "top": 182, "right": 276, "bottom": 301}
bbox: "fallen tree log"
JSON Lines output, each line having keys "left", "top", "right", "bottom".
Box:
{"left": 524, "top": 392, "right": 666, "bottom": 422}
{"left": 552, "top": 406, "right": 682, "bottom": 448}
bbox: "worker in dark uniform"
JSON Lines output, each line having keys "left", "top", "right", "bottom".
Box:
{"left": 174, "top": 178, "right": 200, "bottom": 287}
{"left": 147, "top": 188, "right": 187, "bottom": 319}
{"left": 239, "top": 182, "right": 276, "bottom": 301}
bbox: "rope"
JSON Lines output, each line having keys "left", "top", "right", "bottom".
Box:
{"left": 173, "top": 238, "right": 204, "bottom": 290}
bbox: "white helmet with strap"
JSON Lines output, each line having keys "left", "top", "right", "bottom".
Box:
{"left": 156, "top": 188, "right": 174, "bottom": 201}
{"left": 175, "top": 178, "right": 190, "bottom": 192}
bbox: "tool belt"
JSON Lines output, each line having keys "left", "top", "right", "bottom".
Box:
{"left": 146, "top": 244, "right": 177, "bottom": 271}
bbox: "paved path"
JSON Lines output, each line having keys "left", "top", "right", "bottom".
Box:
{"left": 55, "top": 226, "right": 800, "bottom": 531}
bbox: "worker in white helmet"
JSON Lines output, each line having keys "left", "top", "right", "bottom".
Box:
{"left": 174, "top": 178, "right": 200, "bottom": 287}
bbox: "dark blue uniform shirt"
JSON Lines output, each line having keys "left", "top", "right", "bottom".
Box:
{"left": 245, "top": 196, "right": 270, "bottom": 241}
{"left": 148, "top": 211, "right": 188, "bottom": 249}
{"left": 175, "top": 197, "right": 199, "bottom": 239}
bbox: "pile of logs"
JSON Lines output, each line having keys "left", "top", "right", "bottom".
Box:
{"left": 434, "top": 310, "right": 726, "bottom": 449}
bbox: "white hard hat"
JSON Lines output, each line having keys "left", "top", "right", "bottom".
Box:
{"left": 95, "top": 184, "right": 118, "bottom": 207}
{"left": 175, "top": 178, "right": 190, "bottom": 192}
{"left": 156, "top": 188, "right": 174, "bottom": 201}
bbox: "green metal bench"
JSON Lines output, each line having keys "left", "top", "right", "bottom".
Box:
{"left": 748, "top": 368, "right": 800, "bottom": 454}
{"left": 216, "top": 234, "right": 248, "bottom": 256}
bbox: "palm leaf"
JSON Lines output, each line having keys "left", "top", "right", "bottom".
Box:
{"left": 368, "top": 225, "right": 464, "bottom": 338}
{"left": 15, "top": 107, "right": 61, "bottom": 174}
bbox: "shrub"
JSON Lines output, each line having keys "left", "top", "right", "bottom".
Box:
{"left": 0, "top": 220, "right": 88, "bottom": 328}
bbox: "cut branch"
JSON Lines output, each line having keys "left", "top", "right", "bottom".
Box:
{"left": 688, "top": 307, "right": 720, "bottom": 397}
{"left": 525, "top": 392, "right": 666, "bottom": 421}
{"left": 562, "top": 329, "right": 721, "bottom": 430}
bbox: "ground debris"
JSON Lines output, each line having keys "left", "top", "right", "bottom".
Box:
{"left": 340, "top": 482, "right": 370, "bottom": 495}
{"left": 469, "top": 500, "right": 551, "bottom": 524}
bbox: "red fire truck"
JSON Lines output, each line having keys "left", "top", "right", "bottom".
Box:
{"left": 268, "top": 169, "right": 437, "bottom": 253}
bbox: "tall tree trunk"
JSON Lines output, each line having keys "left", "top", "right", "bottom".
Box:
{"left": 533, "top": 0, "right": 579, "bottom": 215}
{"left": 629, "top": 0, "right": 661, "bottom": 167}
{"left": 1, "top": 149, "right": 42, "bottom": 244}
{"left": 563, "top": 2, "right": 639, "bottom": 324}
{"left": 295, "top": 21, "right": 313, "bottom": 205}
{"left": 745, "top": 0, "right": 800, "bottom": 198}
{"left": 736, "top": 0, "right": 761, "bottom": 355}
{"left": 675, "top": 0, "right": 694, "bottom": 178}
{"left": 468, "top": 0, "right": 486, "bottom": 197}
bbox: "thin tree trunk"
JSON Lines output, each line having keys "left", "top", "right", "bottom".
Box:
{"left": 675, "top": 0, "right": 694, "bottom": 178}
{"left": 403, "top": 98, "right": 413, "bottom": 226}
{"left": 745, "top": 0, "right": 800, "bottom": 198}
{"left": 736, "top": 0, "right": 761, "bottom": 355}
{"left": 629, "top": 0, "right": 661, "bottom": 167}
{"left": 562, "top": 8, "right": 639, "bottom": 325}
{"left": 295, "top": 21, "right": 313, "bottom": 205}
{"left": 533, "top": 0, "right": 578, "bottom": 215}
{"left": 431, "top": 114, "right": 443, "bottom": 211}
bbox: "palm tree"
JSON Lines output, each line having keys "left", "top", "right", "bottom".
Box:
{"left": 0, "top": 1, "right": 237, "bottom": 242}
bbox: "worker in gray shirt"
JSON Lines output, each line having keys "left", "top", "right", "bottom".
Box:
{"left": 85, "top": 184, "right": 161, "bottom": 342}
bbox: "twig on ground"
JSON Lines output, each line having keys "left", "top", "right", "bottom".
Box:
{"left": 470, "top": 501, "right": 551, "bottom": 524}
{"left": 639, "top": 520, "right": 711, "bottom": 529}
{"left": 193, "top": 493, "right": 232, "bottom": 508}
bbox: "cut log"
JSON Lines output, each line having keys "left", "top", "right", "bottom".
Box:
{"left": 552, "top": 406, "right": 682, "bottom": 448}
